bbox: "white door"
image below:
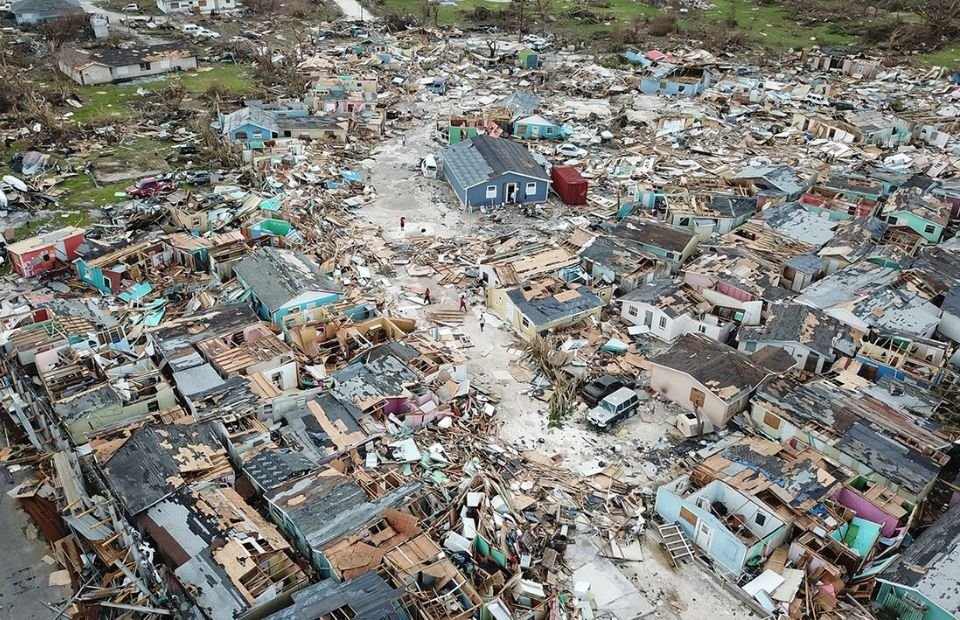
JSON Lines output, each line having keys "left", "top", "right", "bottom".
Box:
{"left": 695, "top": 521, "right": 714, "bottom": 550}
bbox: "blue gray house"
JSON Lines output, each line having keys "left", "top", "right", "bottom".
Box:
{"left": 512, "top": 114, "right": 567, "bottom": 140}
{"left": 219, "top": 101, "right": 310, "bottom": 144}
{"left": 441, "top": 135, "right": 551, "bottom": 208}
{"left": 639, "top": 65, "right": 712, "bottom": 97}
{"left": 11, "top": 0, "right": 84, "bottom": 25}
{"left": 233, "top": 247, "right": 342, "bottom": 328}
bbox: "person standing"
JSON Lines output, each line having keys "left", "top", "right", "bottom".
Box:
{"left": 400, "top": 216, "right": 406, "bottom": 232}
{"left": 423, "top": 288, "right": 431, "bottom": 304}
{"left": 479, "top": 314, "right": 485, "bottom": 332}
{"left": 459, "top": 294, "right": 467, "bottom": 312}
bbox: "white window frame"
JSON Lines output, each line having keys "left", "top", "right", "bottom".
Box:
{"left": 658, "top": 316, "right": 667, "bottom": 329}
{"left": 525, "top": 181, "right": 537, "bottom": 196}
{"left": 485, "top": 185, "right": 497, "bottom": 199}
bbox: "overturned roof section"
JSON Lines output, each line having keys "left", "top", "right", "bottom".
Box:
{"left": 609, "top": 217, "right": 696, "bottom": 254}
{"left": 733, "top": 164, "right": 811, "bottom": 198}
{"left": 762, "top": 201, "right": 839, "bottom": 248}
{"left": 330, "top": 354, "right": 418, "bottom": 410}
{"left": 264, "top": 571, "right": 406, "bottom": 620}
{"left": 266, "top": 470, "right": 420, "bottom": 553}
{"left": 649, "top": 334, "right": 771, "bottom": 402}
{"left": 234, "top": 247, "right": 341, "bottom": 315}
{"left": 101, "top": 423, "right": 228, "bottom": 515}
{"left": 442, "top": 134, "right": 549, "bottom": 189}
{"left": 880, "top": 501, "right": 960, "bottom": 616}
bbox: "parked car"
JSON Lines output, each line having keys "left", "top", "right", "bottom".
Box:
{"left": 122, "top": 3, "right": 139, "bottom": 11}
{"left": 556, "top": 143, "right": 586, "bottom": 158}
{"left": 196, "top": 27, "right": 221, "bottom": 39}
{"left": 586, "top": 387, "right": 640, "bottom": 430}
{"left": 523, "top": 34, "right": 549, "bottom": 50}
{"left": 126, "top": 177, "right": 173, "bottom": 198}
{"left": 181, "top": 24, "right": 201, "bottom": 34}
{"left": 183, "top": 170, "right": 213, "bottom": 185}
{"left": 804, "top": 93, "right": 830, "bottom": 107}
{"left": 176, "top": 143, "right": 200, "bottom": 156}
{"left": 581, "top": 375, "right": 636, "bottom": 407}
{"left": 0, "top": 2, "right": 13, "bottom": 11}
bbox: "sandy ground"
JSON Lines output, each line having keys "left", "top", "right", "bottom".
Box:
{"left": 0, "top": 466, "right": 72, "bottom": 619}
{"left": 328, "top": 0, "right": 365, "bottom": 21}
{"left": 361, "top": 124, "right": 756, "bottom": 620}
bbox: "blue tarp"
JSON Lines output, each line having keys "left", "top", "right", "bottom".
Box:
{"left": 341, "top": 170, "right": 362, "bottom": 183}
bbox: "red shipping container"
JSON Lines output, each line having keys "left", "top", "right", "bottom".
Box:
{"left": 551, "top": 165, "right": 588, "bottom": 205}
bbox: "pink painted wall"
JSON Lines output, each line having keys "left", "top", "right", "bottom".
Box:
{"left": 834, "top": 488, "right": 900, "bottom": 537}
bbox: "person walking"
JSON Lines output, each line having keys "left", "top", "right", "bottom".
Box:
{"left": 400, "top": 216, "right": 406, "bottom": 232}
{"left": 423, "top": 288, "right": 431, "bottom": 304}
{"left": 459, "top": 294, "right": 467, "bottom": 312}
{"left": 479, "top": 314, "right": 485, "bottom": 332}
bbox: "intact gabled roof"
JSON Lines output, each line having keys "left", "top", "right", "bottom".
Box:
{"left": 233, "top": 247, "right": 341, "bottom": 314}
{"left": 649, "top": 334, "right": 770, "bottom": 402}
{"left": 12, "top": 0, "right": 82, "bottom": 17}
{"left": 442, "top": 135, "right": 549, "bottom": 189}
{"left": 220, "top": 106, "right": 280, "bottom": 136}
{"left": 60, "top": 43, "right": 196, "bottom": 70}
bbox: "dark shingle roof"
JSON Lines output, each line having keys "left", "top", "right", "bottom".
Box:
{"left": 12, "top": 0, "right": 82, "bottom": 18}
{"left": 442, "top": 135, "right": 549, "bottom": 189}
{"left": 506, "top": 284, "right": 604, "bottom": 327}
{"left": 60, "top": 43, "right": 196, "bottom": 69}
{"left": 880, "top": 501, "right": 960, "bottom": 615}
{"left": 234, "top": 247, "right": 341, "bottom": 314}
{"left": 102, "top": 423, "right": 224, "bottom": 515}
{"left": 265, "top": 571, "right": 406, "bottom": 620}
{"left": 739, "top": 304, "right": 854, "bottom": 358}
{"left": 609, "top": 218, "right": 696, "bottom": 254}
{"left": 649, "top": 334, "right": 770, "bottom": 401}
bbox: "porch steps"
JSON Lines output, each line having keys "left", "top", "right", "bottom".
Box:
{"left": 657, "top": 522, "right": 695, "bottom": 566}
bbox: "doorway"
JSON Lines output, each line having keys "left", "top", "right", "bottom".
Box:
{"left": 505, "top": 183, "right": 518, "bottom": 203}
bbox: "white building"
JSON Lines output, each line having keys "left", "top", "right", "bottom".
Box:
{"left": 58, "top": 43, "right": 197, "bottom": 86}
{"left": 619, "top": 279, "right": 734, "bottom": 343}
{"left": 156, "top": 0, "right": 235, "bottom": 14}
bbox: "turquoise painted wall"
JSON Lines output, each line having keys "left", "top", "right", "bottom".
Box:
{"left": 875, "top": 582, "right": 956, "bottom": 620}
{"left": 888, "top": 211, "right": 943, "bottom": 243}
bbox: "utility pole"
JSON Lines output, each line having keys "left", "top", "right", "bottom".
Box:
{"left": 518, "top": 0, "right": 523, "bottom": 43}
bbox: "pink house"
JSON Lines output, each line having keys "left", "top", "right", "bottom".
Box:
{"left": 6, "top": 227, "right": 85, "bottom": 277}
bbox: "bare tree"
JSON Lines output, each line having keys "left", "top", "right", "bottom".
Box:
{"left": 911, "top": 0, "right": 960, "bottom": 37}
{"left": 38, "top": 14, "right": 90, "bottom": 50}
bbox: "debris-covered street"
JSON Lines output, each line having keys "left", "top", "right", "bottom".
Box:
{"left": 2, "top": 0, "right": 960, "bottom": 619}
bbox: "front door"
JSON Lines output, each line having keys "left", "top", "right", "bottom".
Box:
{"left": 505, "top": 183, "right": 518, "bottom": 203}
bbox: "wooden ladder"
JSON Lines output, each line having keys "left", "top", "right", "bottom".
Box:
{"left": 657, "top": 522, "right": 695, "bottom": 566}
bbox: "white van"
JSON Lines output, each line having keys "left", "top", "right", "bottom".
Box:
{"left": 421, "top": 154, "right": 438, "bottom": 179}
{"left": 586, "top": 387, "right": 640, "bottom": 430}
{"left": 804, "top": 93, "right": 830, "bottom": 107}
{"left": 181, "top": 24, "right": 201, "bottom": 34}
